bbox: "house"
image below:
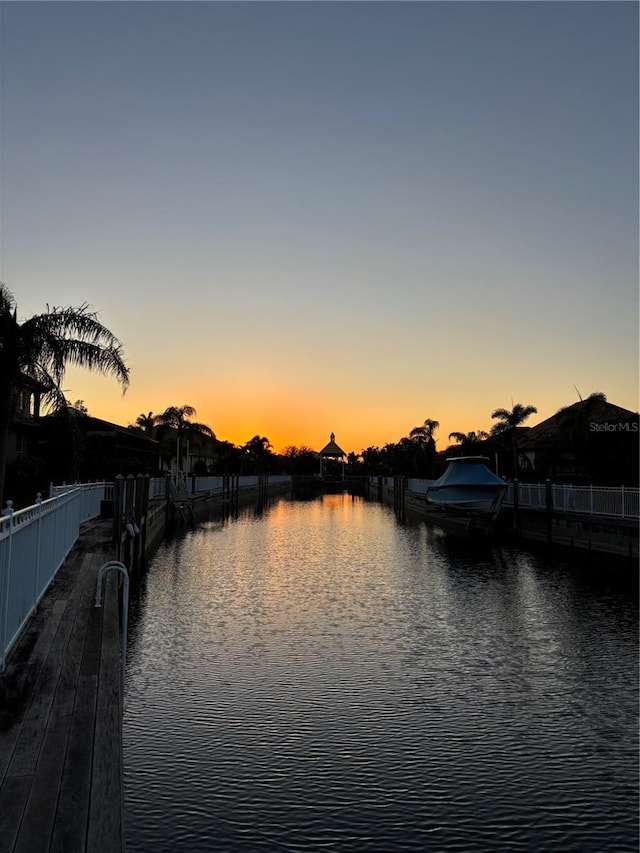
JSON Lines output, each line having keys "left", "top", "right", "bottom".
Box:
{"left": 6, "top": 374, "right": 45, "bottom": 464}
{"left": 36, "top": 413, "right": 161, "bottom": 482}
{"left": 518, "top": 397, "right": 639, "bottom": 485}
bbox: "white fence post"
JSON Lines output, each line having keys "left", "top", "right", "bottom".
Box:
{"left": 32, "top": 494, "right": 42, "bottom": 613}
{"left": 0, "top": 482, "right": 111, "bottom": 670}
{"left": 0, "top": 502, "right": 14, "bottom": 671}
{"left": 484, "top": 481, "right": 638, "bottom": 520}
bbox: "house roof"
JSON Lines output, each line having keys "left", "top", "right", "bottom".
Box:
{"left": 519, "top": 398, "right": 639, "bottom": 448}
{"left": 40, "top": 413, "right": 159, "bottom": 449}
{"left": 320, "top": 432, "right": 346, "bottom": 457}
{"left": 17, "top": 372, "right": 49, "bottom": 393}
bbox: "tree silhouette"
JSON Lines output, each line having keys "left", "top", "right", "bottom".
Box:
{"left": 134, "top": 411, "right": 156, "bottom": 434}
{"left": 408, "top": 418, "right": 439, "bottom": 477}
{"left": 490, "top": 403, "right": 537, "bottom": 476}
{"left": 242, "top": 435, "right": 273, "bottom": 473}
{"left": 282, "top": 445, "right": 319, "bottom": 475}
{"left": 447, "top": 430, "right": 489, "bottom": 454}
{"left": 409, "top": 418, "right": 440, "bottom": 445}
{"left": 154, "top": 405, "right": 215, "bottom": 473}
{"left": 0, "top": 284, "right": 129, "bottom": 505}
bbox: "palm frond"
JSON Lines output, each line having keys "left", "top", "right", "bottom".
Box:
{"left": 491, "top": 408, "right": 511, "bottom": 420}
{"left": 0, "top": 283, "right": 16, "bottom": 313}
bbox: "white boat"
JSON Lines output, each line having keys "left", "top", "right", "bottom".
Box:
{"left": 426, "top": 457, "right": 507, "bottom": 518}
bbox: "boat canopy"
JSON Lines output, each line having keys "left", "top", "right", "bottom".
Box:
{"left": 429, "top": 457, "right": 506, "bottom": 490}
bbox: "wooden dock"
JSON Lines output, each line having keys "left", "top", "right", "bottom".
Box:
{"left": 0, "top": 520, "right": 124, "bottom": 853}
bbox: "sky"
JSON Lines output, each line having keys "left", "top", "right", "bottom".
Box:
{"left": 1, "top": 1, "right": 638, "bottom": 455}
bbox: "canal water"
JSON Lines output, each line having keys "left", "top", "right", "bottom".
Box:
{"left": 123, "top": 494, "right": 638, "bottom": 852}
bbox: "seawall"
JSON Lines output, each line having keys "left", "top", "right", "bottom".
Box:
{"left": 368, "top": 478, "right": 639, "bottom": 561}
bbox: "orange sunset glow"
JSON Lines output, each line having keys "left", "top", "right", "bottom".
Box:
{"left": 4, "top": 1, "right": 638, "bottom": 458}
{"left": 60, "top": 357, "right": 637, "bottom": 458}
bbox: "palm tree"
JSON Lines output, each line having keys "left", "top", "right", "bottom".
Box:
{"left": 242, "top": 435, "right": 273, "bottom": 473}
{"left": 211, "top": 440, "right": 242, "bottom": 475}
{"left": 134, "top": 411, "right": 156, "bottom": 434}
{"left": 448, "top": 430, "right": 489, "bottom": 453}
{"left": 360, "top": 446, "right": 383, "bottom": 474}
{"left": 0, "top": 284, "right": 129, "bottom": 505}
{"left": 153, "top": 405, "right": 215, "bottom": 473}
{"left": 408, "top": 418, "right": 440, "bottom": 477}
{"left": 490, "top": 402, "right": 537, "bottom": 476}
{"left": 409, "top": 418, "right": 440, "bottom": 445}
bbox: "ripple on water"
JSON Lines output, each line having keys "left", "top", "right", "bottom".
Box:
{"left": 124, "top": 496, "right": 639, "bottom": 852}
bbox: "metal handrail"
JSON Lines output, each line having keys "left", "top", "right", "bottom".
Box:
{"left": 95, "top": 561, "right": 129, "bottom": 687}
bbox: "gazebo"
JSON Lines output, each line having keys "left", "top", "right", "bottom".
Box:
{"left": 319, "top": 432, "right": 346, "bottom": 480}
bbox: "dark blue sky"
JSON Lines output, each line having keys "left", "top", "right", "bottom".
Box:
{"left": 1, "top": 1, "right": 637, "bottom": 450}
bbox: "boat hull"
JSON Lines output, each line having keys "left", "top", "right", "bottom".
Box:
{"left": 426, "top": 489, "right": 505, "bottom": 515}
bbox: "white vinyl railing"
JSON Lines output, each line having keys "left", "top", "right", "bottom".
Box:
{"left": 151, "top": 474, "right": 292, "bottom": 497}
{"left": 49, "top": 481, "right": 112, "bottom": 521}
{"left": 505, "top": 483, "right": 640, "bottom": 519}
{"left": 0, "top": 484, "right": 108, "bottom": 671}
{"left": 149, "top": 477, "right": 168, "bottom": 499}
{"left": 377, "top": 478, "right": 638, "bottom": 520}
{"left": 193, "top": 474, "right": 291, "bottom": 491}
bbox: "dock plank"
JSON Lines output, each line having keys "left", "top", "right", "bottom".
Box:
{"left": 0, "top": 661, "right": 37, "bottom": 784}
{"left": 0, "top": 521, "right": 124, "bottom": 853}
{"left": 52, "top": 553, "right": 101, "bottom": 720}
{"left": 1, "top": 605, "right": 66, "bottom": 779}
{"left": 13, "top": 712, "right": 72, "bottom": 853}
{"left": 88, "top": 572, "right": 124, "bottom": 853}
{"left": 49, "top": 675, "right": 97, "bottom": 853}
{"left": 0, "top": 548, "right": 84, "bottom": 782}
{"left": 0, "top": 775, "right": 31, "bottom": 853}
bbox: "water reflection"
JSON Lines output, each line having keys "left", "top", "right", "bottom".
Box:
{"left": 124, "top": 495, "right": 638, "bottom": 852}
